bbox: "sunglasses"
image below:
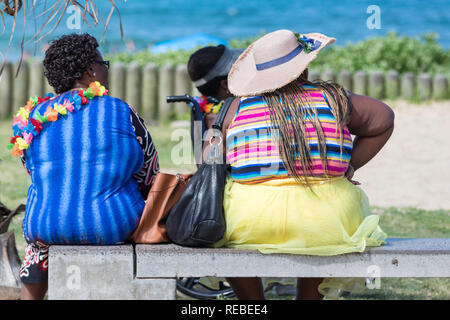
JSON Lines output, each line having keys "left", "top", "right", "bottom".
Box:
{"left": 96, "top": 60, "right": 110, "bottom": 69}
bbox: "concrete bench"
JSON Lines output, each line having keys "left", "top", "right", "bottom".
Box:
{"left": 48, "top": 238, "right": 450, "bottom": 300}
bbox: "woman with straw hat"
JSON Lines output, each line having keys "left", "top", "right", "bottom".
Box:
{"left": 208, "top": 29, "right": 394, "bottom": 299}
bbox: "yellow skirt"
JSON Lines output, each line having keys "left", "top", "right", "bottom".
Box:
{"left": 213, "top": 175, "right": 387, "bottom": 298}
{"left": 215, "top": 175, "right": 386, "bottom": 254}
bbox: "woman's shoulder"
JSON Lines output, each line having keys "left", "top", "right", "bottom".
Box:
{"left": 102, "top": 94, "right": 124, "bottom": 103}
{"left": 96, "top": 95, "right": 137, "bottom": 115}
{"left": 98, "top": 94, "right": 128, "bottom": 106}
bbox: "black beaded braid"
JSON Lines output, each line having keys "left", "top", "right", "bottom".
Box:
{"left": 43, "top": 33, "right": 99, "bottom": 94}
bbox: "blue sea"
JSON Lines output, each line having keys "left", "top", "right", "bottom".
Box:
{"left": 0, "top": 0, "right": 449, "bottom": 59}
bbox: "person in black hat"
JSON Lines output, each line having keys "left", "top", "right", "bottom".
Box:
{"left": 187, "top": 45, "right": 244, "bottom": 129}
{"left": 187, "top": 45, "right": 266, "bottom": 300}
{"left": 188, "top": 45, "right": 243, "bottom": 100}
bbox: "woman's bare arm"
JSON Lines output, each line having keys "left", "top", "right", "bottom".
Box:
{"left": 346, "top": 93, "right": 395, "bottom": 172}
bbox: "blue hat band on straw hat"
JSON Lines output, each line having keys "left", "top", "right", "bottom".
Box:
{"left": 255, "top": 40, "right": 322, "bottom": 71}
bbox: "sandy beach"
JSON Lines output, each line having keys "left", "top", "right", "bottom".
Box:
{"left": 355, "top": 100, "right": 450, "bottom": 210}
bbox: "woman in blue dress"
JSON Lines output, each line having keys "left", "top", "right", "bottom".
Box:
{"left": 10, "top": 33, "right": 159, "bottom": 300}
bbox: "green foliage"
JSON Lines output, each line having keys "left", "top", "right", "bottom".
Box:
{"left": 107, "top": 32, "right": 450, "bottom": 76}
{"left": 311, "top": 32, "right": 450, "bottom": 75}
{"left": 106, "top": 48, "right": 197, "bottom": 67}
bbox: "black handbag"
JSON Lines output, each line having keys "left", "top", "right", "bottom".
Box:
{"left": 166, "top": 97, "right": 235, "bottom": 247}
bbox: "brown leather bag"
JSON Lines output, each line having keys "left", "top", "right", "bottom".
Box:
{"left": 130, "top": 172, "right": 192, "bottom": 244}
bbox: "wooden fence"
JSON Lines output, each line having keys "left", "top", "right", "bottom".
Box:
{"left": 0, "top": 61, "right": 449, "bottom": 121}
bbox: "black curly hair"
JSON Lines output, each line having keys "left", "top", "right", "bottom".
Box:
{"left": 187, "top": 45, "right": 227, "bottom": 97}
{"left": 43, "top": 33, "right": 99, "bottom": 94}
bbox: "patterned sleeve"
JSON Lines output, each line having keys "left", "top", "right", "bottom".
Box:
{"left": 20, "top": 155, "right": 30, "bottom": 175}
{"left": 128, "top": 106, "right": 160, "bottom": 199}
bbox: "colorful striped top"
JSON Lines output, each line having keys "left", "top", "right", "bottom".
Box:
{"left": 226, "top": 84, "right": 353, "bottom": 184}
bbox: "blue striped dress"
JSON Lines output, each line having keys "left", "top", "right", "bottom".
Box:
{"left": 22, "top": 91, "right": 145, "bottom": 245}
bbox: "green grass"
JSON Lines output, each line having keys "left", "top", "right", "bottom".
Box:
{"left": 1, "top": 119, "right": 449, "bottom": 300}
{"left": 0, "top": 121, "right": 31, "bottom": 210}
{"left": 347, "top": 206, "right": 450, "bottom": 300}
{"left": 146, "top": 121, "right": 196, "bottom": 174}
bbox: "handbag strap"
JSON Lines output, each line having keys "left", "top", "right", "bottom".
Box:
{"left": 205, "top": 97, "right": 236, "bottom": 164}
{"left": 211, "top": 97, "right": 235, "bottom": 131}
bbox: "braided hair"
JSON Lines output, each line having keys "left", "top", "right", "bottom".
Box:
{"left": 263, "top": 77, "right": 352, "bottom": 188}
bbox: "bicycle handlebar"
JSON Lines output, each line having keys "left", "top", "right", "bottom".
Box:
{"left": 166, "top": 94, "right": 205, "bottom": 139}
{"left": 166, "top": 94, "right": 198, "bottom": 105}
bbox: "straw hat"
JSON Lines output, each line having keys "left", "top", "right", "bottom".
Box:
{"left": 228, "top": 29, "right": 335, "bottom": 96}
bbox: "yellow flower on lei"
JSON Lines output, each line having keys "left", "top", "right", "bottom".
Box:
{"left": 16, "top": 137, "right": 29, "bottom": 150}
{"left": 17, "top": 107, "right": 30, "bottom": 121}
{"left": 54, "top": 103, "right": 68, "bottom": 116}
{"left": 212, "top": 102, "right": 223, "bottom": 114}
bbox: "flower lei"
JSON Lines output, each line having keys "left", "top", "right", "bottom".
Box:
{"left": 195, "top": 96, "right": 223, "bottom": 114}
{"left": 7, "top": 81, "right": 108, "bottom": 157}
